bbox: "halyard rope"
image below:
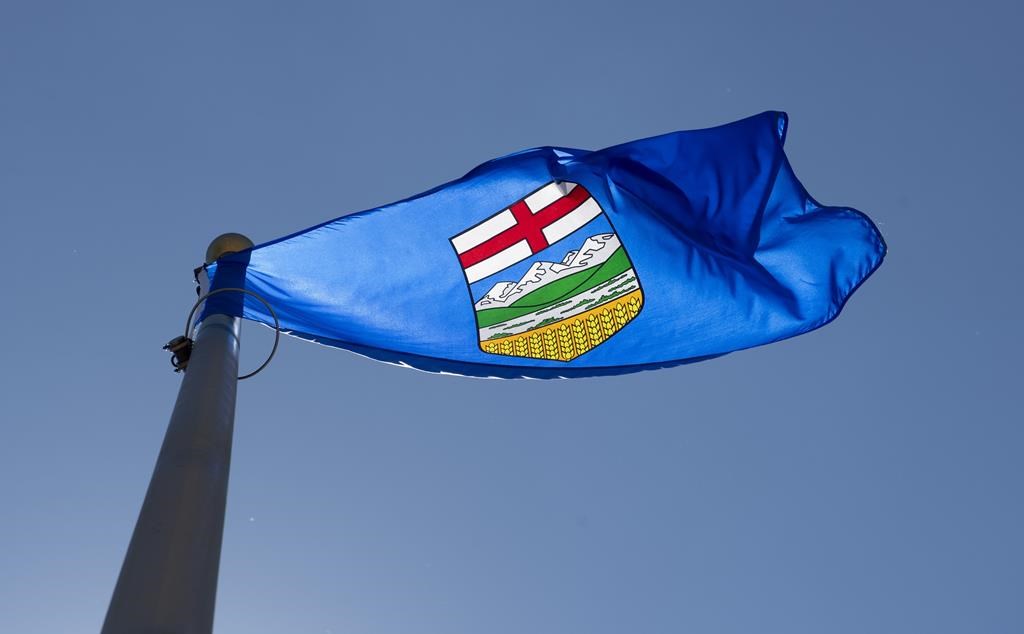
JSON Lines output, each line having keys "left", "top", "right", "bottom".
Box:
{"left": 184, "top": 288, "right": 280, "bottom": 380}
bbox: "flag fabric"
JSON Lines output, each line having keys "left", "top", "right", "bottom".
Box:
{"left": 203, "top": 112, "right": 885, "bottom": 378}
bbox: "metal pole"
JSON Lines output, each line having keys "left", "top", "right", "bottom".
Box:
{"left": 102, "top": 234, "right": 253, "bottom": 634}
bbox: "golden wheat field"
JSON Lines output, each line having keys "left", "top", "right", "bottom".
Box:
{"left": 480, "top": 289, "right": 643, "bottom": 362}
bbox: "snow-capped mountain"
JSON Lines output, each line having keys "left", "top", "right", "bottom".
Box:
{"left": 474, "top": 233, "right": 621, "bottom": 310}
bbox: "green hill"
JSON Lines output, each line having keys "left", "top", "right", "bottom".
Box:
{"left": 475, "top": 247, "right": 633, "bottom": 329}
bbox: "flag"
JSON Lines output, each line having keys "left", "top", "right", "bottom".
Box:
{"left": 204, "top": 112, "right": 885, "bottom": 378}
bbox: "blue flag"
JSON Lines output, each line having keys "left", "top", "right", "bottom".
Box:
{"left": 205, "top": 112, "right": 885, "bottom": 378}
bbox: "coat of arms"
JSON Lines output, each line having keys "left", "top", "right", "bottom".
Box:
{"left": 450, "top": 181, "right": 643, "bottom": 362}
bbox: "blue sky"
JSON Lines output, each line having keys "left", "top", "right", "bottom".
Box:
{"left": 1, "top": 1, "right": 1021, "bottom": 633}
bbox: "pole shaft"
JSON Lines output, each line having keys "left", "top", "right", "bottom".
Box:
{"left": 102, "top": 314, "right": 240, "bottom": 634}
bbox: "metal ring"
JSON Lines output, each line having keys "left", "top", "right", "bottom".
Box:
{"left": 185, "top": 287, "right": 280, "bottom": 380}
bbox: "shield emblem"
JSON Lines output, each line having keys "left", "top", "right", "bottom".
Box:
{"left": 450, "top": 181, "right": 644, "bottom": 362}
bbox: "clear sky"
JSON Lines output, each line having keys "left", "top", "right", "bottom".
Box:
{"left": 1, "top": 1, "right": 1021, "bottom": 632}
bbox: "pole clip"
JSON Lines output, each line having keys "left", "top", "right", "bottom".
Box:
{"left": 163, "top": 335, "right": 194, "bottom": 373}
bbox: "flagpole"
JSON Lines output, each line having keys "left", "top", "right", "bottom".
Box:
{"left": 102, "top": 233, "right": 254, "bottom": 634}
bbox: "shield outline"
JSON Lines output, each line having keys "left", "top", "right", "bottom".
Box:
{"left": 449, "top": 181, "right": 645, "bottom": 363}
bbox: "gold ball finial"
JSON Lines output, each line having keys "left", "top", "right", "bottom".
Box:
{"left": 205, "top": 233, "right": 255, "bottom": 264}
